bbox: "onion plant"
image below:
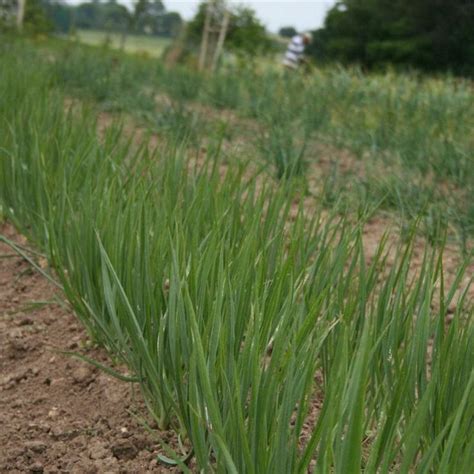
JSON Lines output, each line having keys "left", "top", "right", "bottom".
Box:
{"left": 1, "top": 37, "right": 473, "bottom": 473}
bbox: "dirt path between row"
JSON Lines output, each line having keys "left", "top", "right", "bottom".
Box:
{"left": 0, "top": 223, "right": 177, "bottom": 474}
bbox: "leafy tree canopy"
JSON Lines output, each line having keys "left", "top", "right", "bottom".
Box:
{"left": 24, "top": 0, "right": 54, "bottom": 33}
{"left": 186, "top": 2, "right": 274, "bottom": 56}
{"left": 307, "top": 0, "right": 474, "bottom": 75}
{"left": 278, "top": 26, "right": 297, "bottom": 38}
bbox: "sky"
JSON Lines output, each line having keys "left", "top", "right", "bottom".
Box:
{"left": 165, "top": 1, "right": 337, "bottom": 32}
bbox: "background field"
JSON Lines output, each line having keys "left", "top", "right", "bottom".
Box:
{"left": 71, "top": 29, "right": 171, "bottom": 57}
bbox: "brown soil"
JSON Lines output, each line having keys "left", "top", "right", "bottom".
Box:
{"left": 0, "top": 223, "right": 177, "bottom": 474}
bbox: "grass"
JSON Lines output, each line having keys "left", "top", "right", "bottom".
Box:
{"left": 70, "top": 29, "right": 171, "bottom": 58}
{"left": 1, "top": 35, "right": 473, "bottom": 472}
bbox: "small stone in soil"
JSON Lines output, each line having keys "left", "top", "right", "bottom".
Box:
{"left": 71, "top": 366, "right": 94, "bottom": 385}
{"left": 25, "top": 440, "right": 47, "bottom": 454}
{"left": 29, "top": 462, "right": 44, "bottom": 473}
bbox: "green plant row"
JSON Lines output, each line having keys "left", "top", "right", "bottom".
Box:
{"left": 1, "top": 39, "right": 473, "bottom": 472}
{"left": 46, "top": 39, "right": 474, "bottom": 184}
{"left": 28, "top": 36, "right": 474, "bottom": 244}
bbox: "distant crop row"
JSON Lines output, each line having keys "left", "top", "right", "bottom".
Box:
{"left": 1, "top": 38, "right": 473, "bottom": 472}
{"left": 26, "top": 36, "right": 473, "bottom": 249}
{"left": 48, "top": 39, "right": 474, "bottom": 183}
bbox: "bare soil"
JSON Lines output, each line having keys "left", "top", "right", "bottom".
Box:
{"left": 0, "top": 223, "right": 177, "bottom": 473}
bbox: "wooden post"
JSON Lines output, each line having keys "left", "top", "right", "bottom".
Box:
{"left": 199, "top": 0, "right": 230, "bottom": 73}
{"left": 16, "top": 0, "right": 25, "bottom": 30}
{"left": 211, "top": 7, "right": 230, "bottom": 72}
{"left": 119, "top": 28, "right": 127, "bottom": 51}
{"left": 198, "top": 2, "right": 212, "bottom": 71}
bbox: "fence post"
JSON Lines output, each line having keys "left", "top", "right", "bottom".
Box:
{"left": 16, "top": 0, "right": 25, "bottom": 30}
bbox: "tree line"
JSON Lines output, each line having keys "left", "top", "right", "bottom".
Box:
{"left": 26, "top": 0, "right": 183, "bottom": 37}
{"left": 307, "top": 0, "right": 474, "bottom": 75}
{"left": 185, "top": 2, "right": 274, "bottom": 57}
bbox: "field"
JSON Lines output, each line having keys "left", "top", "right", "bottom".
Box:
{"left": 1, "top": 35, "right": 473, "bottom": 472}
{"left": 71, "top": 29, "right": 171, "bottom": 57}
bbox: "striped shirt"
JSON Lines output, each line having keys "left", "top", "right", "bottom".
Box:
{"left": 283, "top": 35, "right": 306, "bottom": 69}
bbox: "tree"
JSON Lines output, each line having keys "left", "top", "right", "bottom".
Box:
{"left": 310, "top": 0, "right": 474, "bottom": 75}
{"left": 133, "top": 0, "right": 164, "bottom": 34}
{"left": 1, "top": 0, "right": 21, "bottom": 29}
{"left": 102, "top": 0, "right": 130, "bottom": 32}
{"left": 158, "top": 11, "right": 182, "bottom": 37}
{"left": 41, "top": 0, "right": 74, "bottom": 33}
{"left": 186, "top": 2, "right": 273, "bottom": 57}
{"left": 278, "top": 26, "right": 297, "bottom": 38}
{"left": 126, "top": 0, "right": 182, "bottom": 37}
{"left": 74, "top": 2, "right": 101, "bottom": 29}
{"left": 24, "top": 0, "right": 54, "bottom": 33}
{"left": 36, "top": 0, "right": 182, "bottom": 38}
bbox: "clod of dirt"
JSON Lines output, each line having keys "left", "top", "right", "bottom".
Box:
{"left": 50, "top": 426, "right": 80, "bottom": 441}
{"left": 111, "top": 438, "right": 139, "bottom": 460}
{"left": 446, "top": 301, "right": 457, "bottom": 314}
{"left": 71, "top": 365, "right": 95, "bottom": 385}
{"left": 8, "top": 337, "right": 30, "bottom": 359}
{"left": 25, "top": 440, "right": 47, "bottom": 454}
{"left": 8, "top": 327, "right": 24, "bottom": 339}
{"left": 28, "top": 461, "right": 44, "bottom": 473}
{"left": 18, "top": 316, "right": 35, "bottom": 326}
{"left": 47, "top": 407, "right": 59, "bottom": 418}
{"left": 2, "top": 367, "right": 30, "bottom": 386}
{"left": 70, "top": 459, "right": 98, "bottom": 474}
{"left": 88, "top": 440, "right": 110, "bottom": 460}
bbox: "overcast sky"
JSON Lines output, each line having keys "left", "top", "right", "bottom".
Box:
{"left": 165, "top": 1, "right": 337, "bottom": 32}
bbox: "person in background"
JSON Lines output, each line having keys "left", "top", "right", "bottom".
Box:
{"left": 282, "top": 32, "right": 313, "bottom": 70}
